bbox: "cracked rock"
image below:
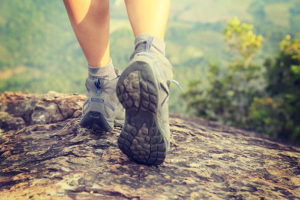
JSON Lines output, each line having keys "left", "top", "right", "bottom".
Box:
{"left": 0, "top": 92, "right": 299, "bottom": 200}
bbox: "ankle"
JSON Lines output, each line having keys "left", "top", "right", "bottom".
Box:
{"left": 88, "top": 60, "right": 117, "bottom": 79}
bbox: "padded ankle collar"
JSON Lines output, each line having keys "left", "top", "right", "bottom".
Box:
{"left": 134, "top": 34, "right": 166, "bottom": 55}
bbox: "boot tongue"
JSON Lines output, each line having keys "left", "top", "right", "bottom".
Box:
{"left": 134, "top": 34, "right": 166, "bottom": 55}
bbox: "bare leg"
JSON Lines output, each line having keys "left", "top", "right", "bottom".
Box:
{"left": 124, "top": 0, "right": 170, "bottom": 40}
{"left": 117, "top": 0, "right": 172, "bottom": 165}
{"left": 64, "top": 0, "right": 123, "bottom": 132}
{"left": 63, "top": 0, "right": 110, "bottom": 67}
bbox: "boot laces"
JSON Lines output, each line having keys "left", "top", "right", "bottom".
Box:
{"left": 170, "top": 79, "right": 183, "bottom": 91}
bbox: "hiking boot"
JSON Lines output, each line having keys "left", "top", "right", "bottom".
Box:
{"left": 80, "top": 69, "right": 124, "bottom": 131}
{"left": 116, "top": 34, "right": 173, "bottom": 165}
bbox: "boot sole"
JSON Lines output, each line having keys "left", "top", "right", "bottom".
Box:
{"left": 80, "top": 111, "right": 112, "bottom": 132}
{"left": 116, "top": 61, "right": 167, "bottom": 165}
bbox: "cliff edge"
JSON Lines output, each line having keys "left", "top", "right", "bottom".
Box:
{"left": 0, "top": 92, "right": 299, "bottom": 200}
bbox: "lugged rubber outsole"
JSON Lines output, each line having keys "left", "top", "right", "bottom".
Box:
{"left": 80, "top": 111, "right": 112, "bottom": 132}
{"left": 116, "top": 61, "right": 167, "bottom": 165}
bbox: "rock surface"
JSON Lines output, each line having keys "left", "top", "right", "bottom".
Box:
{"left": 0, "top": 92, "right": 299, "bottom": 200}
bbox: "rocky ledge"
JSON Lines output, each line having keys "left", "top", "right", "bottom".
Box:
{"left": 0, "top": 92, "right": 299, "bottom": 200}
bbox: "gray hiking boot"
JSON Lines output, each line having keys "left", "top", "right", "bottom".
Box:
{"left": 80, "top": 69, "right": 124, "bottom": 131}
{"left": 116, "top": 34, "right": 173, "bottom": 165}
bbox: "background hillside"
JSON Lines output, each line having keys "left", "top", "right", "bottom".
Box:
{"left": 1, "top": 0, "right": 300, "bottom": 142}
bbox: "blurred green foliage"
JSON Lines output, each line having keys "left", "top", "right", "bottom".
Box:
{"left": 183, "top": 19, "right": 265, "bottom": 128}
{"left": 249, "top": 35, "right": 300, "bottom": 142}
{"left": 184, "top": 19, "right": 300, "bottom": 144}
{"left": 224, "top": 18, "right": 264, "bottom": 67}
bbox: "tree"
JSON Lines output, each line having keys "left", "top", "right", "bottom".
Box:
{"left": 183, "top": 18, "right": 264, "bottom": 128}
{"left": 224, "top": 17, "right": 264, "bottom": 67}
{"left": 248, "top": 35, "right": 300, "bottom": 143}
